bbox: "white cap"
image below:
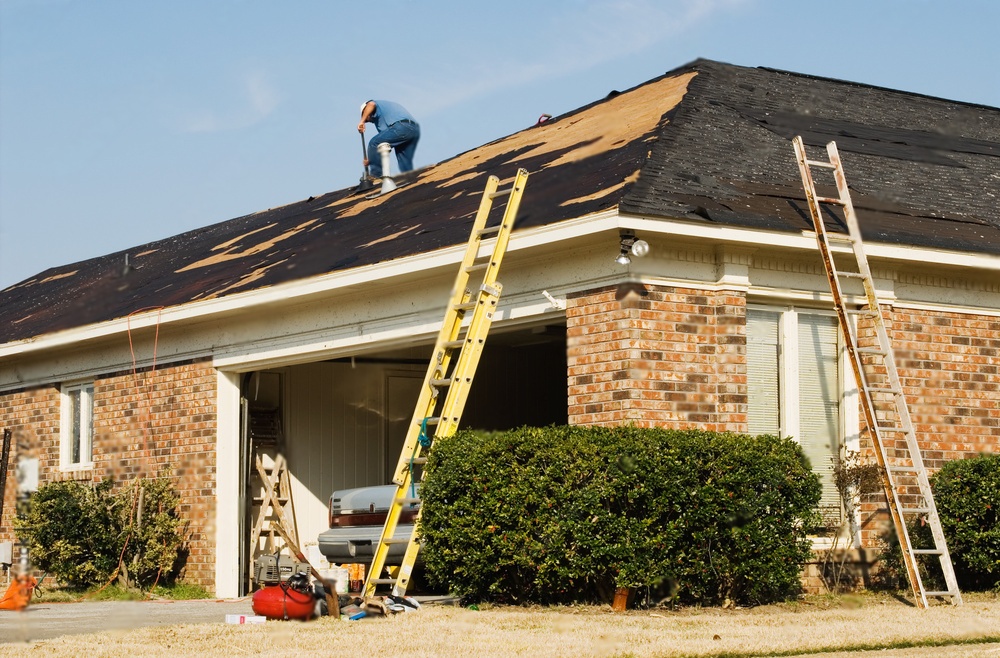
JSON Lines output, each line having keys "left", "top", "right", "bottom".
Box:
{"left": 360, "top": 101, "right": 370, "bottom": 114}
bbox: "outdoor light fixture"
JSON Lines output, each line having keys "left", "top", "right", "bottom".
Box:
{"left": 615, "top": 231, "right": 650, "bottom": 265}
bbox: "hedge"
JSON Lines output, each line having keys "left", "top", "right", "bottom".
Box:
{"left": 419, "top": 426, "right": 822, "bottom": 606}
{"left": 932, "top": 453, "right": 1000, "bottom": 591}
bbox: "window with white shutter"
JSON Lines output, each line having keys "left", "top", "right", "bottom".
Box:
{"left": 746, "top": 307, "right": 842, "bottom": 520}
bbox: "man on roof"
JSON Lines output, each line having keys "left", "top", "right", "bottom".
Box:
{"left": 358, "top": 100, "right": 420, "bottom": 178}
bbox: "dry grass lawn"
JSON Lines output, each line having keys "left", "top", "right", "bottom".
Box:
{"left": 1, "top": 593, "right": 998, "bottom": 657}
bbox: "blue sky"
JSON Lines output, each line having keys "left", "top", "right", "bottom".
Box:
{"left": 1, "top": 0, "right": 998, "bottom": 290}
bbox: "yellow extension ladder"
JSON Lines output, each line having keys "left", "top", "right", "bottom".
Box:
{"left": 362, "top": 168, "right": 530, "bottom": 598}
{"left": 792, "top": 136, "right": 962, "bottom": 608}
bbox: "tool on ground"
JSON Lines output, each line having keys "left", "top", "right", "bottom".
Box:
{"left": 363, "top": 168, "right": 530, "bottom": 598}
{"left": 251, "top": 551, "right": 316, "bottom": 620}
{"left": 356, "top": 132, "right": 377, "bottom": 194}
{"left": 792, "top": 136, "right": 962, "bottom": 608}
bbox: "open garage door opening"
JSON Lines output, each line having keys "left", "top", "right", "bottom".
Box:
{"left": 239, "top": 321, "right": 567, "bottom": 594}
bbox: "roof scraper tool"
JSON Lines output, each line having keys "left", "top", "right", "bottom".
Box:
{"left": 356, "top": 132, "right": 377, "bottom": 194}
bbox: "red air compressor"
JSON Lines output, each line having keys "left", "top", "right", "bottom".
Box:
{"left": 251, "top": 553, "right": 315, "bottom": 621}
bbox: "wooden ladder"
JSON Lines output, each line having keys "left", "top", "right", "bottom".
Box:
{"left": 792, "top": 136, "right": 961, "bottom": 608}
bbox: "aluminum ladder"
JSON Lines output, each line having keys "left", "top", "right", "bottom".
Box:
{"left": 362, "top": 168, "right": 530, "bottom": 598}
{"left": 792, "top": 136, "right": 961, "bottom": 608}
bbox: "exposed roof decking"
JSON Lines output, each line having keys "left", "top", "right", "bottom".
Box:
{"left": 2, "top": 60, "right": 998, "bottom": 345}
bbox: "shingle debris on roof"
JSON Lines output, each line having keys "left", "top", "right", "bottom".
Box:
{"left": 2, "top": 59, "right": 998, "bottom": 344}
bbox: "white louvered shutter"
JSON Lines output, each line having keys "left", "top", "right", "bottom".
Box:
{"left": 746, "top": 310, "right": 780, "bottom": 436}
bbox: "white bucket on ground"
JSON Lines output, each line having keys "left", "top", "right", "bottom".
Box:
{"left": 321, "top": 567, "right": 349, "bottom": 595}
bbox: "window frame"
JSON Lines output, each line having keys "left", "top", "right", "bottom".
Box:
{"left": 60, "top": 381, "right": 95, "bottom": 470}
{"left": 746, "top": 304, "right": 861, "bottom": 542}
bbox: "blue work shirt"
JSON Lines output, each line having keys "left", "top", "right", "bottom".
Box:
{"left": 366, "top": 100, "right": 417, "bottom": 133}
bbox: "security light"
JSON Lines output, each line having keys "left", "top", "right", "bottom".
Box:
{"left": 616, "top": 231, "right": 649, "bottom": 265}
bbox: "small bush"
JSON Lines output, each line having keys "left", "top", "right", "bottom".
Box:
{"left": 872, "top": 454, "right": 1000, "bottom": 593}
{"left": 932, "top": 453, "right": 1000, "bottom": 591}
{"left": 419, "top": 425, "right": 822, "bottom": 606}
{"left": 15, "top": 473, "right": 185, "bottom": 590}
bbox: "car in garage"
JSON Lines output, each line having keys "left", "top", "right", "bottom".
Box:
{"left": 317, "top": 484, "right": 420, "bottom": 563}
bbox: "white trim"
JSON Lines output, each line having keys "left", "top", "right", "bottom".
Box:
{"left": 6, "top": 208, "right": 996, "bottom": 361}
{"left": 0, "top": 210, "right": 618, "bottom": 361}
{"left": 841, "top": 316, "right": 862, "bottom": 548}
{"left": 779, "top": 308, "right": 798, "bottom": 441}
{"left": 890, "top": 299, "right": 1000, "bottom": 318}
{"left": 620, "top": 215, "right": 1000, "bottom": 271}
{"left": 214, "top": 370, "right": 241, "bottom": 599}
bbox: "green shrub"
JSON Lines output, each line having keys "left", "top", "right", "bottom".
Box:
{"left": 14, "top": 479, "right": 121, "bottom": 589}
{"left": 419, "top": 425, "right": 822, "bottom": 606}
{"left": 932, "top": 453, "right": 1000, "bottom": 591}
{"left": 872, "top": 454, "right": 1000, "bottom": 594}
{"left": 15, "top": 474, "right": 186, "bottom": 590}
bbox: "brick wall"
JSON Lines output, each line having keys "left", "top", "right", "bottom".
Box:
{"left": 0, "top": 358, "right": 218, "bottom": 590}
{"left": 0, "top": 385, "right": 60, "bottom": 550}
{"left": 856, "top": 306, "right": 1000, "bottom": 547}
{"left": 567, "top": 283, "right": 747, "bottom": 431}
{"left": 567, "top": 287, "right": 998, "bottom": 560}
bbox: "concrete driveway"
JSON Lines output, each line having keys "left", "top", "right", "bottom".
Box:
{"left": 0, "top": 598, "right": 254, "bottom": 643}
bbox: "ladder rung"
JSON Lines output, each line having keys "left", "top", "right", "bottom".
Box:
{"left": 442, "top": 339, "right": 467, "bottom": 349}
{"left": 429, "top": 378, "right": 452, "bottom": 388}
{"left": 911, "top": 549, "right": 943, "bottom": 555}
{"left": 816, "top": 196, "right": 846, "bottom": 206}
{"left": 371, "top": 578, "right": 397, "bottom": 585}
{"left": 489, "top": 188, "right": 512, "bottom": 199}
{"left": 857, "top": 347, "right": 887, "bottom": 355}
{"left": 869, "top": 387, "right": 900, "bottom": 394}
{"left": 924, "top": 591, "right": 960, "bottom": 597}
{"left": 838, "top": 271, "right": 867, "bottom": 279}
{"left": 825, "top": 233, "right": 854, "bottom": 243}
{"left": 888, "top": 465, "right": 917, "bottom": 472}
{"left": 454, "top": 301, "right": 477, "bottom": 311}
{"left": 398, "top": 498, "right": 421, "bottom": 506}
{"left": 901, "top": 507, "right": 931, "bottom": 514}
{"left": 876, "top": 425, "right": 906, "bottom": 433}
{"left": 477, "top": 225, "right": 502, "bottom": 237}
{"left": 409, "top": 457, "right": 428, "bottom": 465}
{"left": 419, "top": 416, "right": 440, "bottom": 425}
{"left": 382, "top": 538, "right": 410, "bottom": 545}
{"left": 806, "top": 159, "right": 836, "bottom": 169}
{"left": 466, "top": 261, "right": 493, "bottom": 273}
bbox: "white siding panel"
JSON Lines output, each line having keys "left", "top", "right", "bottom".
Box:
{"left": 285, "top": 362, "right": 387, "bottom": 552}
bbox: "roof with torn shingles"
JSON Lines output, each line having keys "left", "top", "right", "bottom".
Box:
{"left": 2, "top": 59, "right": 999, "bottom": 345}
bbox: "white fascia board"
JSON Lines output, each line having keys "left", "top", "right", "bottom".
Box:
{"left": 4, "top": 208, "right": 996, "bottom": 360}
{"left": 0, "top": 210, "right": 620, "bottom": 362}
{"left": 619, "top": 215, "right": 1000, "bottom": 271}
